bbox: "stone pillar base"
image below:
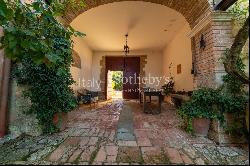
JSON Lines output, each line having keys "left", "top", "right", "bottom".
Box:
{"left": 208, "top": 113, "right": 248, "bottom": 145}
{"left": 8, "top": 80, "right": 42, "bottom": 137}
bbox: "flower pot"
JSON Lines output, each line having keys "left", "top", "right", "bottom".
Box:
{"left": 192, "top": 118, "right": 211, "bottom": 137}
{"left": 53, "top": 112, "right": 68, "bottom": 131}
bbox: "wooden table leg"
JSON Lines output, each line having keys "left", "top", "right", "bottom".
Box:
{"left": 158, "top": 95, "right": 162, "bottom": 114}
{"left": 140, "top": 92, "right": 142, "bottom": 103}
{"left": 143, "top": 93, "right": 146, "bottom": 113}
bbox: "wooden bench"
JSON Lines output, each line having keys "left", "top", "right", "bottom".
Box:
{"left": 170, "top": 94, "right": 191, "bottom": 108}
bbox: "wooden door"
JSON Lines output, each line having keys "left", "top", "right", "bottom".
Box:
{"left": 123, "top": 57, "right": 140, "bottom": 99}
{"left": 105, "top": 57, "right": 124, "bottom": 100}
{"left": 105, "top": 57, "right": 140, "bottom": 100}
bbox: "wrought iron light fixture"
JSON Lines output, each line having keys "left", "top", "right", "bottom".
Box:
{"left": 200, "top": 34, "right": 206, "bottom": 49}
{"left": 124, "top": 34, "right": 130, "bottom": 56}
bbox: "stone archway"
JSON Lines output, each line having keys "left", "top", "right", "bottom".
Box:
{"left": 0, "top": 0, "right": 236, "bottom": 138}
{"left": 63, "top": 0, "right": 233, "bottom": 90}
{"left": 62, "top": 0, "right": 212, "bottom": 28}
{"left": 61, "top": 1, "right": 214, "bottom": 94}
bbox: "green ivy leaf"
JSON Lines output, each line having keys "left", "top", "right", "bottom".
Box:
{"left": 32, "top": 55, "right": 45, "bottom": 64}
{"left": 45, "top": 53, "right": 63, "bottom": 64}
{"left": 0, "top": 0, "right": 14, "bottom": 24}
{"left": 8, "top": 39, "right": 17, "bottom": 49}
{"left": 75, "top": 31, "right": 86, "bottom": 37}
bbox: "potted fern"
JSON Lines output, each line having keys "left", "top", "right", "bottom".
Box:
{"left": 178, "top": 88, "right": 220, "bottom": 137}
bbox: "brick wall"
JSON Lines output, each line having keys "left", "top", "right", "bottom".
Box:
{"left": 62, "top": 0, "right": 211, "bottom": 28}
{"left": 192, "top": 12, "right": 234, "bottom": 89}
{"left": 193, "top": 23, "right": 216, "bottom": 89}
{"left": 191, "top": 12, "right": 247, "bottom": 144}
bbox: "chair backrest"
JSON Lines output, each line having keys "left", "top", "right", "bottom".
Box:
{"left": 90, "top": 91, "right": 99, "bottom": 97}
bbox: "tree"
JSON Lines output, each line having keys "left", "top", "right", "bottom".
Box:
{"left": 223, "top": 0, "right": 249, "bottom": 84}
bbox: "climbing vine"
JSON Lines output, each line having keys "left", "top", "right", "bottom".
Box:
{"left": 228, "top": 0, "right": 249, "bottom": 25}
{"left": 222, "top": 0, "right": 249, "bottom": 135}
{"left": 0, "top": 0, "right": 85, "bottom": 133}
{"left": 46, "top": 0, "right": 86, "bottom": 16}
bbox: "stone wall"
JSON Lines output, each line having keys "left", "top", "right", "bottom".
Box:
{"left": 212, "top": 12, "right": 234, "bottom": 87}
{"left": 99, "top": 56, "right": 106, "bottom": 100}
{"left": 107, "top": 71, "right": 113, "bottom": 100}
{"left": 209, "top": 113, "right": 248, "bottom": 144}
{"left": 8, "top": 79, "right": 42, "bottom": 137}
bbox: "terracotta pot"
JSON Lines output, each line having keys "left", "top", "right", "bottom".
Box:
{"left": 53, "top": 112, "right": 68, "bottom": 131}
{"left": 223, "top": 112, "right": 235, "bottom": 128}
{"left": 192, "top": 118, "right": 211, "bottom": 137}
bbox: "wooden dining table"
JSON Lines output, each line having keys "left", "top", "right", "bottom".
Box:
{"left": 139, "top": 88, "right": 164, "bottom": 114}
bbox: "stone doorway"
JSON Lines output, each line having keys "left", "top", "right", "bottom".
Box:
{"left": 105, "top": 57, "right": 141, "bottom": 100}
{"left": 107, "top": 71, "right": 123, "bottom": 100}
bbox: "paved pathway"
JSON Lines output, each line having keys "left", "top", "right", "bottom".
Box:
{"left": 0, "top": 99, "right": 249, "bottom": 165}
{"left": 117, "top": 103, "right": 136, "bottom": 141}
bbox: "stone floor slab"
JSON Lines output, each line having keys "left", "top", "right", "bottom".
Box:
{"left": 141, "top": 147, "right": 169, "bottom": 164}
{"left": 118, "top": 141, "right": 137, "bottom": 147}
{"left": 117, "top": 147, "right": 143, "bottom": 163}
{"left": 0, "top": 100, "right": 248, "bottom": 165}
{"left": 79, "top": 146, "right": 97, "bottom": 162}
{"left": 164, "top": 147, "right": 183, "bottom": 164}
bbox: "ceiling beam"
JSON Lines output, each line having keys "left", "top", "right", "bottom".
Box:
{"left": 214, "top": 0, "right": 239, "bottom": 11}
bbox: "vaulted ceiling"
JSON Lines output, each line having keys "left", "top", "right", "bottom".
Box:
{"left": 70, "top": 1, "right": 190, "bottom": 51}
{"left": 63, "top": 0, "right": 211, "bottom": 28}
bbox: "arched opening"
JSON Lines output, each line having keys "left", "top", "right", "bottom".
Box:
{"left": 62, "top": 0, "right": 212, "bottom": 28}
{"left": 1, "top": 1, "right": 249, "bottom": 164}
{"left": 69, "top": 1, "right": 196, "bottom": 100}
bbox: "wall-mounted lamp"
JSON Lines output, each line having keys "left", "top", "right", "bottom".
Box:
{"left": 200, "top": 34, "right": 206, "bottom": 50}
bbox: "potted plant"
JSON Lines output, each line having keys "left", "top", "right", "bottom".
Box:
{"left": 162, "top": 77, "right": 175, "bottom": 95}
{"left": 178, "top": 88, "right": 220, "bottom": 137}
{"left": 218, "top": 93, "right": 248, "bottom": 136}
{"left": 53, "top": 112, "right": 68, "bottom": 131}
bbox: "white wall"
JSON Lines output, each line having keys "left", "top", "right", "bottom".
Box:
{"left": 92, "top": 50, "right": 163, "bottom": 91}
{"left": 71, "top": 36, "right": 93, "bottom": 91}
{"left": 163, "top": 23, "right": 194, "bottom": 91}
{"left": 71, "top": 24, "right": 194, "bottom": 93}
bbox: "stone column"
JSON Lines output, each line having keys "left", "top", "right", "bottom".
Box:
{"left": 189, "top": 11, "right": 242, "bottom": 144}
{"left": 211, "top": 12, "right": 234, "bottom": 87}
{"left": 208, "top": 12, "right": 248, "bottom": 144}
{"left": 99, "top": 56, "right": 106, "bottom": 100}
